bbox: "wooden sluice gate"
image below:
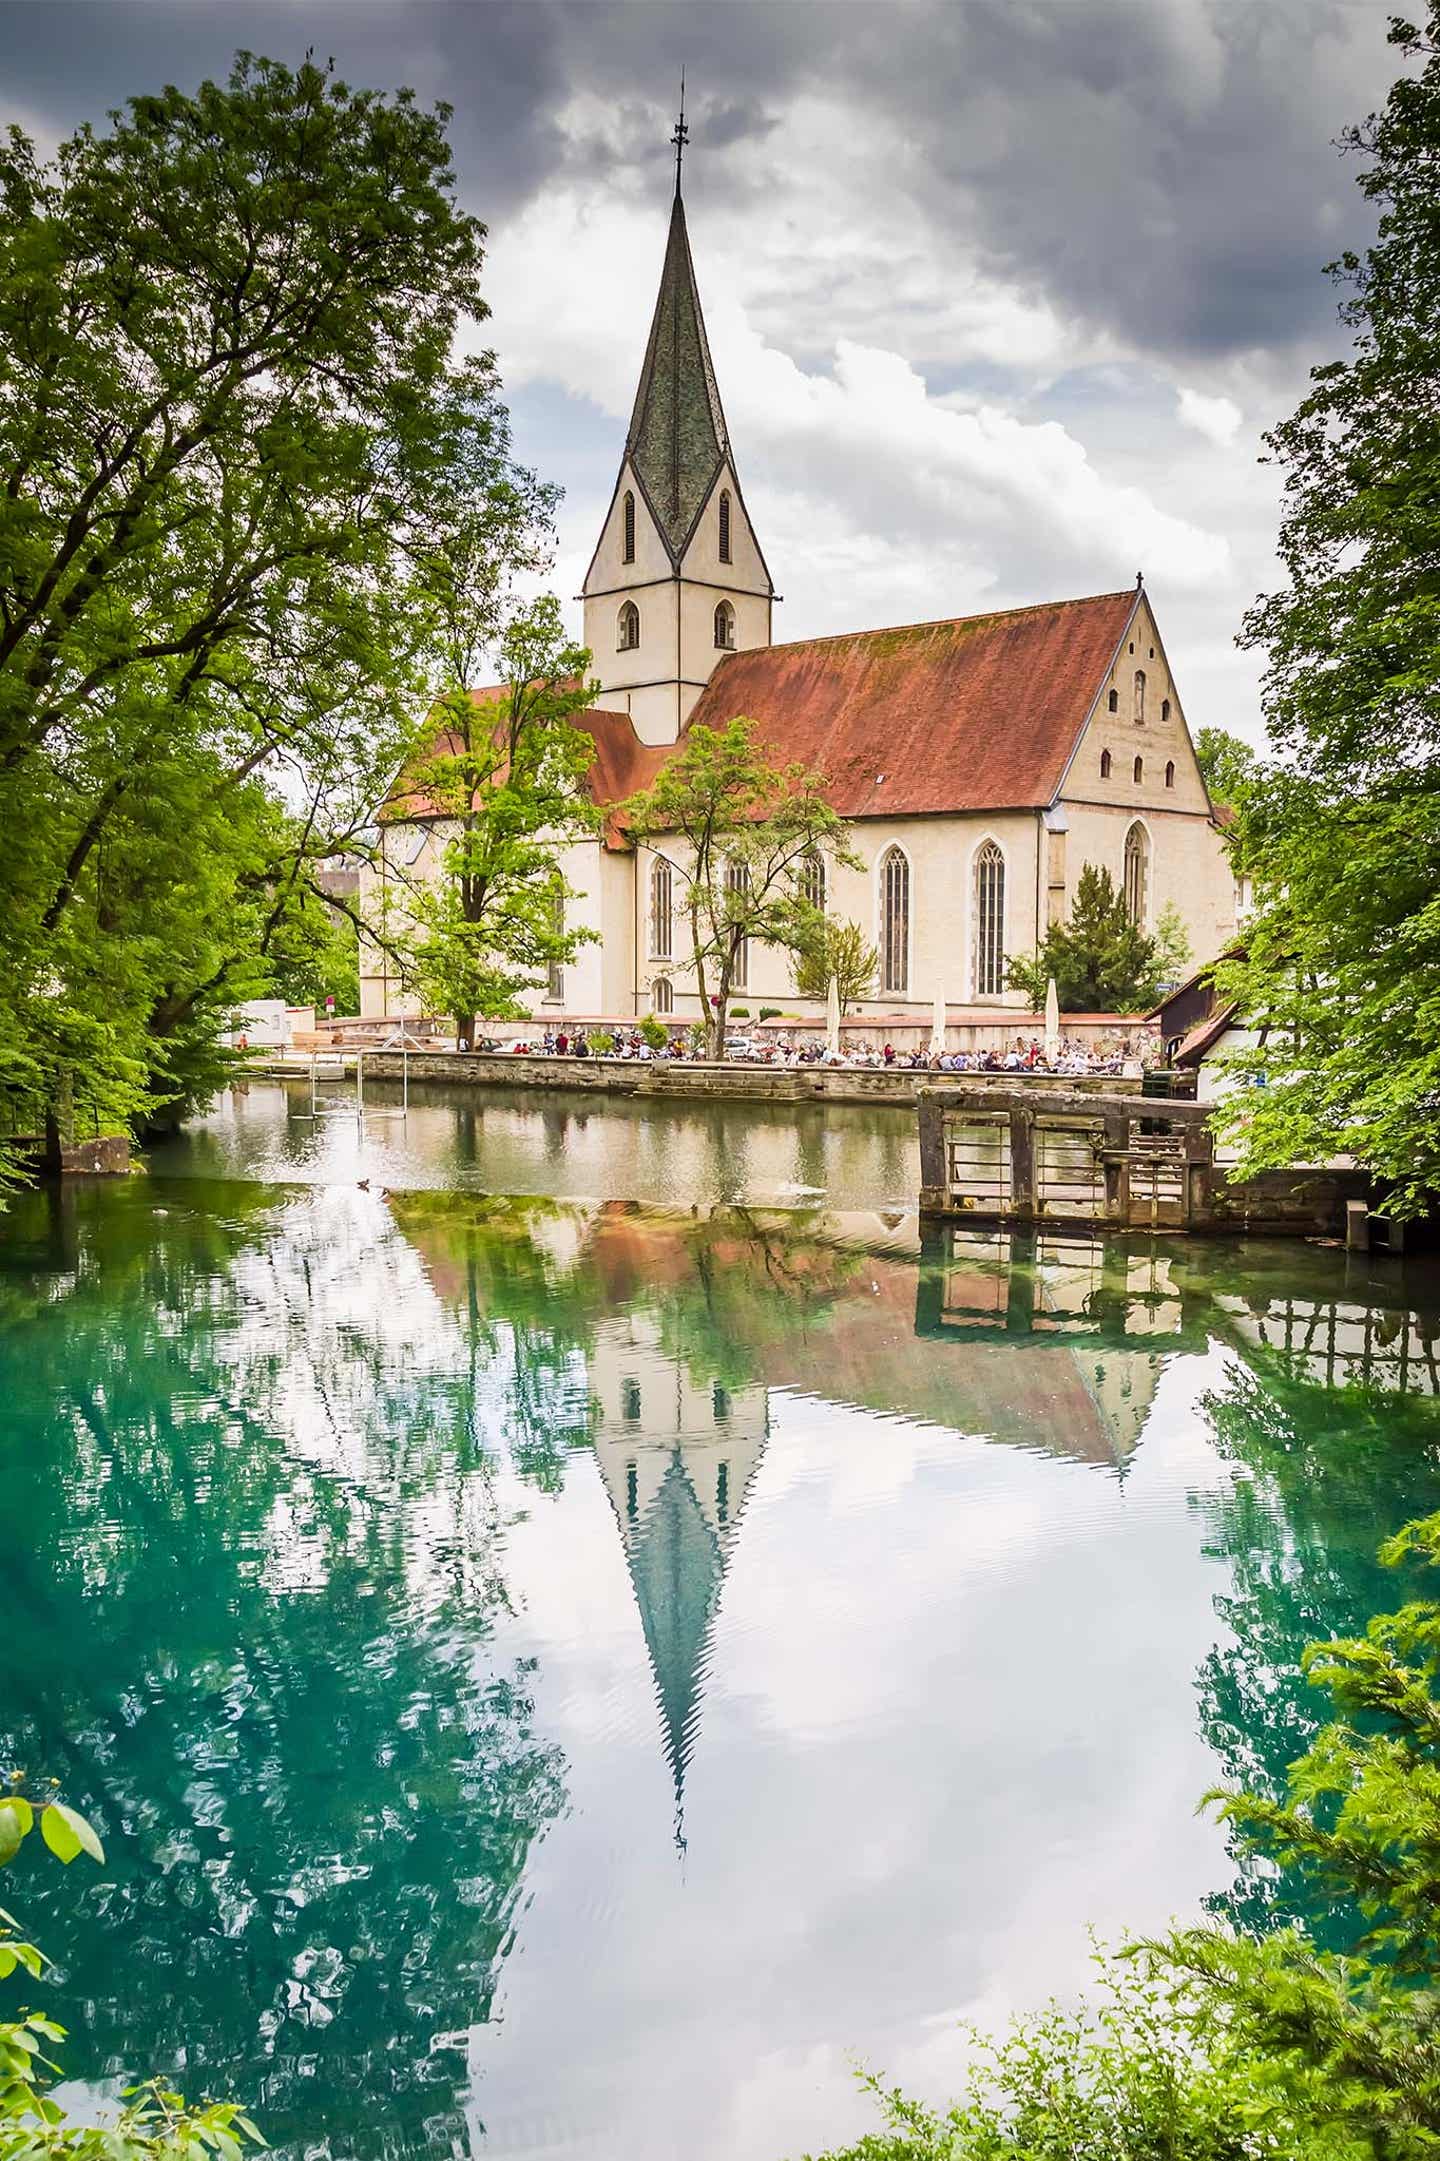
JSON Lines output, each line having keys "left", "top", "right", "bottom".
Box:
{"left": 917, "top": 1084, "right": 1372, "bottom": 1237}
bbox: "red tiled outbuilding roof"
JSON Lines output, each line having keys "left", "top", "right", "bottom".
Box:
{"left": 683, "top": 589, "right": 1139, "bottom": 817}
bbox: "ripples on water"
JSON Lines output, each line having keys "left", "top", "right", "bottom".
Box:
{"left": 3, "top": 1081, "right": 1440, "bottom": 2160}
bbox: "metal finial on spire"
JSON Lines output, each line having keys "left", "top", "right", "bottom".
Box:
{"left": 671, "top": 72, "right": 688, "bottom": 197}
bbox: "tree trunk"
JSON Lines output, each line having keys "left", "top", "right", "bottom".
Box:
{"left": 458, "top": 1012, "right": 475, "bottom": 1052}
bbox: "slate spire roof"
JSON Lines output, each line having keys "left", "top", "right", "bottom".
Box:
{"left": 625, "top": 190, "right": 731, "bottom": 562}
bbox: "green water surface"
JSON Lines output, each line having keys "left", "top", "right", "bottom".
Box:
{"left": 4, "top": 1085, "right": 1440, "bottom": 2160}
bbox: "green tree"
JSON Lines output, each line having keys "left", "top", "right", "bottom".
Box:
{"left": 1217, "top": 9, "right": 1440, "bottom": 1213}
{"left": 793, "top": 918, "right": 878, "bottom": 1014}
{"left": 1193, "top": 727, "right": 1259, "bottom": 807}
{"left": 399, "top": 598, "right": 601, "bottom": 1049}
{"left": 625, "top": 718, "right": 857, "bottom": 1057}
{"left": 0, "top": 53, "right": 550, "bottom": 1180}
{"left": 1007, "top": 864, "right": 1160, "bottom": 1013}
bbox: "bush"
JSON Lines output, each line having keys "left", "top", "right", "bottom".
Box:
{"left": 759, "top": 1007, "right": 783, "bottom": 1021}
{"left": 730, "top": 1007, "right": 750, "bottom": 1019}
{"left": 589, "top": 1031, "right": 615, "bottom": 1055}
{"left": 638, "top": 1015, "right": 670, "bottom": 1052}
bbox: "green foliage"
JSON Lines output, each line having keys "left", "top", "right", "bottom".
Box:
{"left": 589, "top": 1032, "right": 615, "bottom": 1055}
{"left": 0, "top": 2015, "right": 265, "bottom": 2157}
{"left": 793, "top": 918, "right": 878, "bottom": 1013}
{"left": 638, "top": 1015, "right": 670, "bottom": 1051}
{"left": 401, "top": 599, "right": 601, "bottom": 1047}
{"left": 625, "top": 718, "right": 859, "bottom": 1055}
{"left": 1193, "top": 727, "right": 1259, "bottom": 808}
{"left": 1006, "top": 864, "right": 1161, "bottom": 1013}
{"left": 0, "top": 52, "right": 552, "bottom": 1187}
{"left": 1151, "top": 901, "right": 1194, "bottom": 991}
{"left": 801, "top": 1955, "right": 1319, "bottom": 2160}
{"left": 1217, "top": 9, "right": 1440, "bottom": 1211}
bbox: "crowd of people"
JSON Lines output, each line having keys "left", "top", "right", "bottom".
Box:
{"left": 480, "top": 1028, "right": 1151, "bottom": 1076}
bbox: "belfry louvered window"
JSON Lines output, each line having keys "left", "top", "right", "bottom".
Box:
{"left": 623, "top": 490, "right": 636, "bottom": 563}
{"left": 719, "top": 489, "right": 732, "bottom": 562}
{"left": 880, "top": 847, "right": 909, "bottom": 997}
{"left": 618, "top": 600, "right": 640, "bottom": 651}
{"left": 973, "top": 842, "right": 1005, "bottom": 998}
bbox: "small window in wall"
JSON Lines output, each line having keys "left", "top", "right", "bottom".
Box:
{"left": 623, "top": 490, "right": 635, "bottom": 563}
{"left": 622, "top": 1379, "right": 642, "bottom": 1423}
{"left": 649, "top": 857, "right": 673, "bottom": 960}
{"left": 1134, "top": 669, "right": 1146, "bottom": 724}
{"left": 1124, "top": 821, "right": 1150, "bottom": 926}
{"left": 1134, "top": 755, "right": 1144, "bottom": 783}
{"left": 1100, "top": 749, "right": 1112, "bottom": 779}
{"left": 618, "top": 600, "right": 640, "bottom": 651}
{"left": 719, "top": 489, "right": 732, "bottom": 563}
{"left": 1107, "top": 688, "right": 1119, "bottom": 713}
{"left": 714, "top": 598, "right": 736, "bottom": 649}
{"left": 974, "top": 840, "right": 1006, "bottom": 999}
{"left": 880, "top": 846, "right": 910, "bottom": 996}
{"left": 652, "top": 975, "right": 673, "bottom": 1013}
{"left": 1165, "top": 759, "right": 1176, "bottom": 789}
{"left": 1161, "top": 697, "right": 1171, "bottom": 723}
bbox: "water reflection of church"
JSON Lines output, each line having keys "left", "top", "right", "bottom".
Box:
{"left": 589, "top": 1318, "right": 768, "bottom": 1831}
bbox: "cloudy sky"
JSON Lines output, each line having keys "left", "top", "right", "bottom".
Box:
{"left": 0, "top": 0, "right": 1401, "bottom": 742}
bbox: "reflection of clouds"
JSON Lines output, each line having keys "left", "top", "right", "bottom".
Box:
{"left": 474, "top": 1369, "right": 1235, "bottom": 2160}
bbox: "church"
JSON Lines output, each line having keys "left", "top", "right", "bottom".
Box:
{"left": 359, "top": 152, "right": 1239, "bottom": 1029}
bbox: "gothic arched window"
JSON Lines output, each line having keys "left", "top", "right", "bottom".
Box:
{"left": 800, "top": 851, "right": 826, "bottom": 913}
{"left": 1134, "top": 754, "right": 1144, "bottom": 783}
{"left": 719, "top": 489, "right": 732, "bottom": 563}
{"left": 1124, "top": 821, "right": 1149, "bottom": 927}
{"left": 880, "top": 846, "right": 910, "bottom": 997}
{"left": 1107, "top": 688, "right": 1119, "bottom": 713}
{"left": 618, "top": 600, "right": 640, "bottom": 651}
{"left": 546, "top": 882, "right": 564, "bottom": 1001}
{"left": 649, "top": 857, "right": 673, "bottom": 960}
{"left": 725, "top": 859, "right": 750, "bottom": 989}
{"left": 1100, "top": 749, "right": 1112, "bottom": 779}
{"left": 652, "top": 975, "right": 673, "bottom": 1014}
{"left": 1161, "top": 697, "right": 1171, "bottom": 724}
{"left": 1165, "top": 759, "right": 1176, "bottom": 789}
{"left": 623, "top": 490, "right": 636, "bottom": 563}
{"left": 714, "top": 598, "right": 736, "bottom": 649}
{"left": 1134, "top": 669, "right": 1146, "bottom": 724}
{"left": 974, "top": 840, "right": 1006, "bottom": 999}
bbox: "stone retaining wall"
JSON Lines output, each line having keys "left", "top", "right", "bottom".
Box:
{"left": 355, "top": 1050, "right": 1141, "bottom": 1112}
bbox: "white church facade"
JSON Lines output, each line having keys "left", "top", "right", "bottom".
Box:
{"left": 360, "top": 167, "right": 1239, "bottom": 1028}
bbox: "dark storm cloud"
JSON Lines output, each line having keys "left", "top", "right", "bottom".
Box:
{"left": 0, "top": 0, "right": 1397, "bottom": 367}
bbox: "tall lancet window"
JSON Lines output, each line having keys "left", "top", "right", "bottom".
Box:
{"left": 1134, "top": 669, "right": 1146, "bottom": 724}
{"left": 725, "top": 859, "right": 750, "bottom": 989}
{"left": 714, "top": 598, "right": 735, "bottom": 649}
{"left": 618, "top": 600, "right": 640, "bottom": 651}
{"left": 973, "top": 841, "right": 1006, "bottom": 998}
{"left": 880, "top": 846, "right": 910, "bottom": 997}
{"left": 718, "top": 489, "right": 732, "bottom": 563}
{"left": 649, "top": 857, "right": 673, "bottom": 960}
{"left": 623, "top": 489, "right": 636, "bottom": 564}
{"left": 1124, "top": 821, "right": 1150, "bottom": 927}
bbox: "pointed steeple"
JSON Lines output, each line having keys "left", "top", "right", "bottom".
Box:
{"left": 625, "top": 191, "right": 731, "bottom": 563}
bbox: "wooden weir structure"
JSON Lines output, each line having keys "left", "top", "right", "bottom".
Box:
{"left": 917, "top": 1085, "right": 1371, "bottom": 1238}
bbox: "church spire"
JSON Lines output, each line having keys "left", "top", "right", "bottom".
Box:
{"left": 624, "top": 124, "right": 730, "bottom": 563}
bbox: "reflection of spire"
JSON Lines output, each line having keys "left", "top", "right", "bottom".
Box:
{"left": 624, "top": 1449, "right": 722, "bottom": 1851}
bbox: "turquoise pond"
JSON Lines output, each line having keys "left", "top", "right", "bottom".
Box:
{"left": 4, "top": 1078, "right": 1440, "bottom": 2159}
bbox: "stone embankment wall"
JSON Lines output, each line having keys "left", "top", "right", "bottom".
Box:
{"left": 353, "top": 1051, "right": 1142, "bottom": 1113}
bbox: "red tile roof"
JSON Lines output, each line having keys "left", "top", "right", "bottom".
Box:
{"left": 683, "top": 590, "right": 1139, "bottom": 816}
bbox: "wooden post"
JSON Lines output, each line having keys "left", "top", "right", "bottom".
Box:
{"left": 1346, "top": 1200, "right": 1369, "bottom": 1252}
{"left": 1010, "top": 1103, "right": 1035, "bottom": 1219}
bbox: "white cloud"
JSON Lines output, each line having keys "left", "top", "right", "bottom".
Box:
{"left": 1177, "top": 385, "right": 1245, "bottom": 448}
